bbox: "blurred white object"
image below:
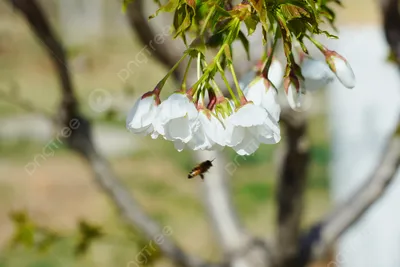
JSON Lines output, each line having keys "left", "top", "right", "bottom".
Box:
{"left": 327, "top": 25, "right": 400, "bottom": 267}
{"left": 301, "top": 57, "right": 335, "bottom": 91}
{"left": 59, "top": 0, "right": 104, "bottom": 46}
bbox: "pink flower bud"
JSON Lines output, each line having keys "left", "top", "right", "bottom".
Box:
{"left": 325, "top": 50, "right": 356, "bottom": 89}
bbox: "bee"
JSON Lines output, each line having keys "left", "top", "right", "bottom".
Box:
{"left": 188, "top": 159, "right": 215, "bottom": 180}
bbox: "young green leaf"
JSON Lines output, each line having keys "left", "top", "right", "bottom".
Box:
{"left": 238, "top": 30, "right": 251, "bottom": 60}
{"left": 149, "top": 0, "right": 182, "bottom": 19}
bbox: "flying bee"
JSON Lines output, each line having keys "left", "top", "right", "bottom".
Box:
{"left": 188, "top": 159, "right": 215, "bottom": 180}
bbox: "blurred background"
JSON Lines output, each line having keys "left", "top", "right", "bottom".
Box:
{"left": 0, "top": 0, "right": 399, "bottom": 267}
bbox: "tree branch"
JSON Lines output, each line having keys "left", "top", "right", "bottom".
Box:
{"left": 8, "top": 1, "right": 218, "bottom": 266}
{"left": 302, "top": 124, "right": 400, "bottom": 262}
{"left": 381, "top": 0, "right": 400, "bottom": 63}
{"left": 196, "top": 149, "right": 271, "bottom": 267}
{"left": 6, "top": 0, "right": 76, "bottom": 117}
{"left": 274, "top": 109, "right": 310, "bottom": 267}
{"left": 194, "top": 150, "right": 247, "bottom": 255}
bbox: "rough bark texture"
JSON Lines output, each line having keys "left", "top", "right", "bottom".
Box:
{"left": 382, "top": 0, "right": 400, "bottom": 63}
{"left": 275, "top": 110, "right": 310, "bottom": 267}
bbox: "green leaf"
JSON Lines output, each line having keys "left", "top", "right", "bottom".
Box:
{"left": 223, "top": 18, "right": 241, "bottom": 44}
{"left": 297, "top": 39, "right": 309, "bottom": 54}
{"left": 206, "top": 32, "right": 226, "bottom": 47}
{"left": 281, "top": 4, "right": 309, "bottom": 20}
{"left": 36, "top": 230, "right": 60, "bottom": 253}
{"left": 261, "top": 26, "right": 268, "bottom": 45}
{"left": 173, "top": 6, "right": 185, "bottom": 32}
{"left": 319, "top": 30, "right": 338, "bottom": 39}
{"left": 9, "top": 210, "right": 35, "bottom": 249}
{"left": 75, "top": 220, "right": 103, "bottom": 256}
{"left": 173, "top": 6, "right": 193, "bottom": 44}
{"left": 244, "top": 16, "right": 258, "bottom": 36}
{"left": 149, "top": 0, "right": 181, "bottom": 19}
{"left": 287, "top": 18, "right": 307, "bottom": 39}
{"left": 249, "top": 0, "right": 269, "bottom": 36}
{"left": 238, "top": 31, "right": 250, "bottom": 60}
{"left": 213, "top": 4, "right": 231, "bottom": 17}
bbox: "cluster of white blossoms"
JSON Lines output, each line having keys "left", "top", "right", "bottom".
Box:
{"left": 126, "top": 48, "right": 355, "bottom": 155}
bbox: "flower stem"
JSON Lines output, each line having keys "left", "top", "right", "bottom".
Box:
{"left": 157, "top": 53, "right": 188, "bottom": 89}
{"left": 228, "top": 63, "right": 245, "bottom": 104}
{"left": 210, "top": 79, "right": 224, "bottom": 99}
{"left": 216, "top": 62, "right": 239, "bottom": 107}
{"left": 191, "top": 44, "right": 227, "bottom": 98}
{"left": 262, "top": 27, "right": 279, "bottom": 79}
{"left": 306, "top": 34, "right": 327, "bottom": 53}
{"left": 200, "top": 5, "right": 216, "bottom": 36}
{"left": 197, "top": 52, "right": 202, "bottom": 80}
{"left": 181, "top": 56, "right": 193, "bottom": 92}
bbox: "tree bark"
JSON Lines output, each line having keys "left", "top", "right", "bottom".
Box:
{"left": 275, "top": 110, "right": 310, "bottom": 267}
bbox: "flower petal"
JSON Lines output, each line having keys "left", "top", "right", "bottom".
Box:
{"left": 228, "top": 104, "right": 268, "bottom": 127}
{"left": 262, "top": 88, "right": 281, "bottom": 122}
{"left": 126, "top": 95, "right": 156, "bottom": 134}
{"left": 243, "top": 77, "right": 265, "bottom": 106}
{"left": 164, "top": 117, "right": 192, "bottom": 142}
{"left": 232, "top": 131, "right": 260, "bottom": 156}
{"left": 286, "top": 82, "right": 307, "bottom": 112}
{"left": 174, "top": 140, "right": 185, "bottom": 152}
{"left": 268, "top": 59, "right": 284, "bottom": 89}
{"left": 199, "top": 112, "right": 226, "bottom": 146}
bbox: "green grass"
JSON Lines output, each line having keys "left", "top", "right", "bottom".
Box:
{"left": 0, "top": 139, "right": 44, "bottom": 160}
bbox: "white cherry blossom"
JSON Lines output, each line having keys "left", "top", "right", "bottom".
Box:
{"left": 153, "top": 93, "right": 199, "bottom": 144}
{"left": 126, "top": 93, "right": 159, "bottom": 136}
{"left": 185, "top": 110, "right": 226, "bottom": 151}
{"left": 225, "top": 102, "right": 280, "bottom": 155}
{"left": 243, "top": 76, "right": 281, "bottom": 122}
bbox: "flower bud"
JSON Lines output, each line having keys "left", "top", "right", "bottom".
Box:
{"left": 325, "top": 50, "right": 356, "bottom": 89}
{"left": 283, "top": 72, "right": 307, "bottom": 112}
